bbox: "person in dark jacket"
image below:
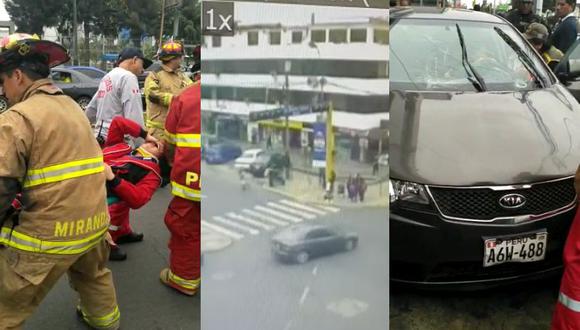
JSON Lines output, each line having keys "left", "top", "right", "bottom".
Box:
{"left": 103, "top": 116, "right": 163, "bottom": 260}
{"left": 550, "top": 0, "right": 577, "bottom": 53}
{"left": 506, "top": 0, "right": 542, "bottom": 33}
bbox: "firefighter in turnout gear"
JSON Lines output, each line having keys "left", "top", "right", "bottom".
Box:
{"left": 144, "top": 41, "right": 192, "bottom": 186}
{"left": 159, "top": 82, "right": 201, "bottom": 296}
{"left": 144, "top": 41, "right": 193, "bottom": 140}
{"left": 102, "top": 116, "right": 163, "bottom": 261}
{"left": 0, "top": 34, "right": 120, "bottom": 329}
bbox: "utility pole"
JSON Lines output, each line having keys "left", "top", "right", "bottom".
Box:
{"left": 159, "top": 0, "right": 167, "bottom": 50}
{"left": 284, "top": 60, "right": 291, "bottom": 151}
{"left": 325, "top": 102, "right": 334, "bottom": 192}
{"left": 73, "top": 0, "right": 78, "bottom": 65}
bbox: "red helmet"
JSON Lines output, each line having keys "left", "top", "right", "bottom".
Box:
{"left": 0, "top": 33, "right": 69, "bottom": 70}
{"left": 158, "top": 41, "right": 184, "bottom": 61}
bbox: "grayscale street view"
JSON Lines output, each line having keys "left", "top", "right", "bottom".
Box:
{"left": 201, "top": 2, "right": 388, "bottom": 329}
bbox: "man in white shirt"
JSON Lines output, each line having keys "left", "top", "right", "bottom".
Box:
{"left": 85, "top": 48, "right": 152, "bottom": 143}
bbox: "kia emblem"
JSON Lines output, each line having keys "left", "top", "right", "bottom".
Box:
{"left": 499, "top": 193, "right": 526, "bottom": 209}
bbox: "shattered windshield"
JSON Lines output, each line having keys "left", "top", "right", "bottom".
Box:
{"left": 390, "top": 19, "right": 552, "bottom": 92}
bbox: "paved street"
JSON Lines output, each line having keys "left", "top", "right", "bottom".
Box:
{"left": 201, "top": 163, "right": 388, "bottom": 330}
{"left": 24, "top": 187, "right": 199, "bottom": 330}
{"left": 390, "top": 276, "right": 561, "bottom": 329}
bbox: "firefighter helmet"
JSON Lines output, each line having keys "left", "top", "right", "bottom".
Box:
{"left": 0, "top": 33, "right": 69, "bottom": 70}
{"left": 158, "top": 41, "right": 184, "bottom": 61}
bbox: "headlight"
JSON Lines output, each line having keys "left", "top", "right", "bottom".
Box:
{"left": 389, "top": 179, "right": 430, "bottom": 205}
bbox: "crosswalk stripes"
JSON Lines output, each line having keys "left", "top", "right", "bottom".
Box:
{"left": 213, "top": 216, "right": 260, "bottom": 235}
{"left": 255, "top": 205, "right": 303, "bottom": 223}
{"left": 202, "top": 200, "right": 342, "bottom": 245}
{"left": 226, "top": 212, "right": 274, "bottom": 231}
{"left": 202, "top": 220, "right": 244, "bottom": 240}
{"left": 317, "top": 205, "right": 341, "bottom": 213}
{"left": 242, "top": 209, "right": 289, "bottom": 226}
{"left": 267, "top": 202, "right": 317, "bottom": 220}
{"left": 279, "top": 199, "right": 327, "bottom": 216}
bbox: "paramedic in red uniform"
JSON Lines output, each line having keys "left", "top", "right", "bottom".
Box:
{"left": 552, "top": 167, "right": 580, "bottom": 329}
{"left": 102, "top": 116, "right": 163, "bottom": 261}
{"left": 159, "top": 82, "right": 201, "bottom": 296}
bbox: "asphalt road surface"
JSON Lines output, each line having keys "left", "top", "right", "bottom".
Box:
{"left": 24, "top": 187, "right": 199, "bottom": 330}
{"left": 390, "top": 276, "right": 561, "bottom": 329}
{"left": 201, "top": 164, "right": 389, "bottom": 330}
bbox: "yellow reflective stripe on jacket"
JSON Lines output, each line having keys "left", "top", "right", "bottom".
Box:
{"left": 168, "top": 270, "right": 200, "bottom": 290}
{"left": 146, "top": 119, "right": 164, "bottom": 129}
{"left": 24, "top": 156, "right": 104, "bottom": 188}
{"left": 165, "top": 131, "right": 201, "bottom": 148}
{"left": 559, "top": 292, "right": 580, "bottom": 312}
{"left": 0, "top": 225, "right": 107, "bottom": 255}
{"left": 171, "top": 181, "right": 201, "bottom": 201}
{"left": 163, "top": 94, "right": 173, "bottom": 106}
{"left": 80, "top": 305, "right": 121, "bottom": 328}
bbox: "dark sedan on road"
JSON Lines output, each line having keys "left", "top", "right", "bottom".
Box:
{"left": 51, "top": 67, "right": 99, "bottom": 110}
{"left": 272, "top": 224, "right": 358, "bottom": 264}
{"left": 390, "top": 7, "right": 580, "bottom": 288}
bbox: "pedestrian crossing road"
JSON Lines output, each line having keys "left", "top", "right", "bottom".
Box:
{"left": 202, "top": 199, "right": 340, "bottom": 243}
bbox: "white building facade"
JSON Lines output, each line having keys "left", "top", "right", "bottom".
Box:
{"left": 202, "top": 16, "right": 388, "bottom": 163}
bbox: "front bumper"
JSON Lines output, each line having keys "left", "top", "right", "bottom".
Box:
{"left": 390, "top": 205, "right": 575, "bottom": 289}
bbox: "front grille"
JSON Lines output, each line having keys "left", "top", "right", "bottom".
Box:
{"left": 428, "top": 178, "right": 576, "bottom": 220}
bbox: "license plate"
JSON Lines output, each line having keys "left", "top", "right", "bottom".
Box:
{"left": 483, "top": 231, "right": 548, "bottom": 267}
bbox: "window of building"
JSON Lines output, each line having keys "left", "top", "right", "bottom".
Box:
{"left": 212, "top": 36, "right": 221, "bottom": 48}
{"left": 373, "top": 29, "right": 388, "bottom": 44}
{"left": 329, "top": 29, "right": 347, "bottom": 43}
{"left": 350, "top": 28, "right": 367, "bottom": 43}
{"left": 248, "top": 31, "right": 259, "bottom": 46}
{"left": 270, "top": 31, "right": 281, "bottom": 45}
{"left": 311, "top": 30, "right": 326, "bottom": 43}
{"left": 292, "top": 31, "right": 303, "bottom": 44}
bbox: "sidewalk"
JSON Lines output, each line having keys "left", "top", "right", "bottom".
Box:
{"left": 234, "top": 138, "right": 386, "bottom": 183}
{"left": 261, "top": 170, "right": 388, "bottom": 208}
{"left": 202, "top": 225, "right": 233, "bottom": 253}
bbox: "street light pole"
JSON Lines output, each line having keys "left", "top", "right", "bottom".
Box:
{"left": 325, "top": 102, "right": 334, "bottom": 191}
{"left": 73, "top": 0, "right": 78, "bottom": 66}
{"left": 284, "top": 60, "right": 291, "bottom": 151}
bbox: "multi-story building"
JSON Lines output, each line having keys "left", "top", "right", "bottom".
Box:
{"left": 202, "top": 15, "right": 388, "bottom": 163}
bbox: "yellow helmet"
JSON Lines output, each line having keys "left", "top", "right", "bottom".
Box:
{"left": 158, "top": 41, "right": 184, "bottom": 61}
{"left": 0, "top": 33, "right": 69, "bottom": 70}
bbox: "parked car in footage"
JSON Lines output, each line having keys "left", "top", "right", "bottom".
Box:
{"left": 390, "top": 7, "right": 580, "bottom": 288}
{"left": 51, "top": 67, "right": 99, "bottom": 110}
{"left": 234, "top": 149, "right": 269, "bottom": 171}
{"left": 204, "top": 143, "right": 243, "bottom": 164}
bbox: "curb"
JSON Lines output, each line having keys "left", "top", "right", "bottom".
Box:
{"left": 290, "top": 167, "right": 387, "bottom": 185}
{"left": 201, "top": 230, "right": 233, "bottom": 253}
{"left": 263, "top": 185, "right": 388, "bottom": 209}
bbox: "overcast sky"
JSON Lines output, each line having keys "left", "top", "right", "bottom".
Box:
{"left": 0, "top": 1, "right": 9, "bottom": 21}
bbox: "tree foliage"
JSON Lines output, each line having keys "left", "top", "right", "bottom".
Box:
{"left": 5, "top": 0, "right": 200, "bottom": 59}
{"left": 5, "top": 0, "right": 65, "bottom": 36}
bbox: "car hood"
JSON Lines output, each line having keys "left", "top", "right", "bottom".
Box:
{"left": 389, "top": 85, "right": 580, "bottom": 186}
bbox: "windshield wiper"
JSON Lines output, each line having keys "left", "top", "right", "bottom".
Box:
{"left": 456, "top": 24, "right": 486, "bottom": 92}
{"left": 493, "top": 26, "right": 545, "bottom": 88}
